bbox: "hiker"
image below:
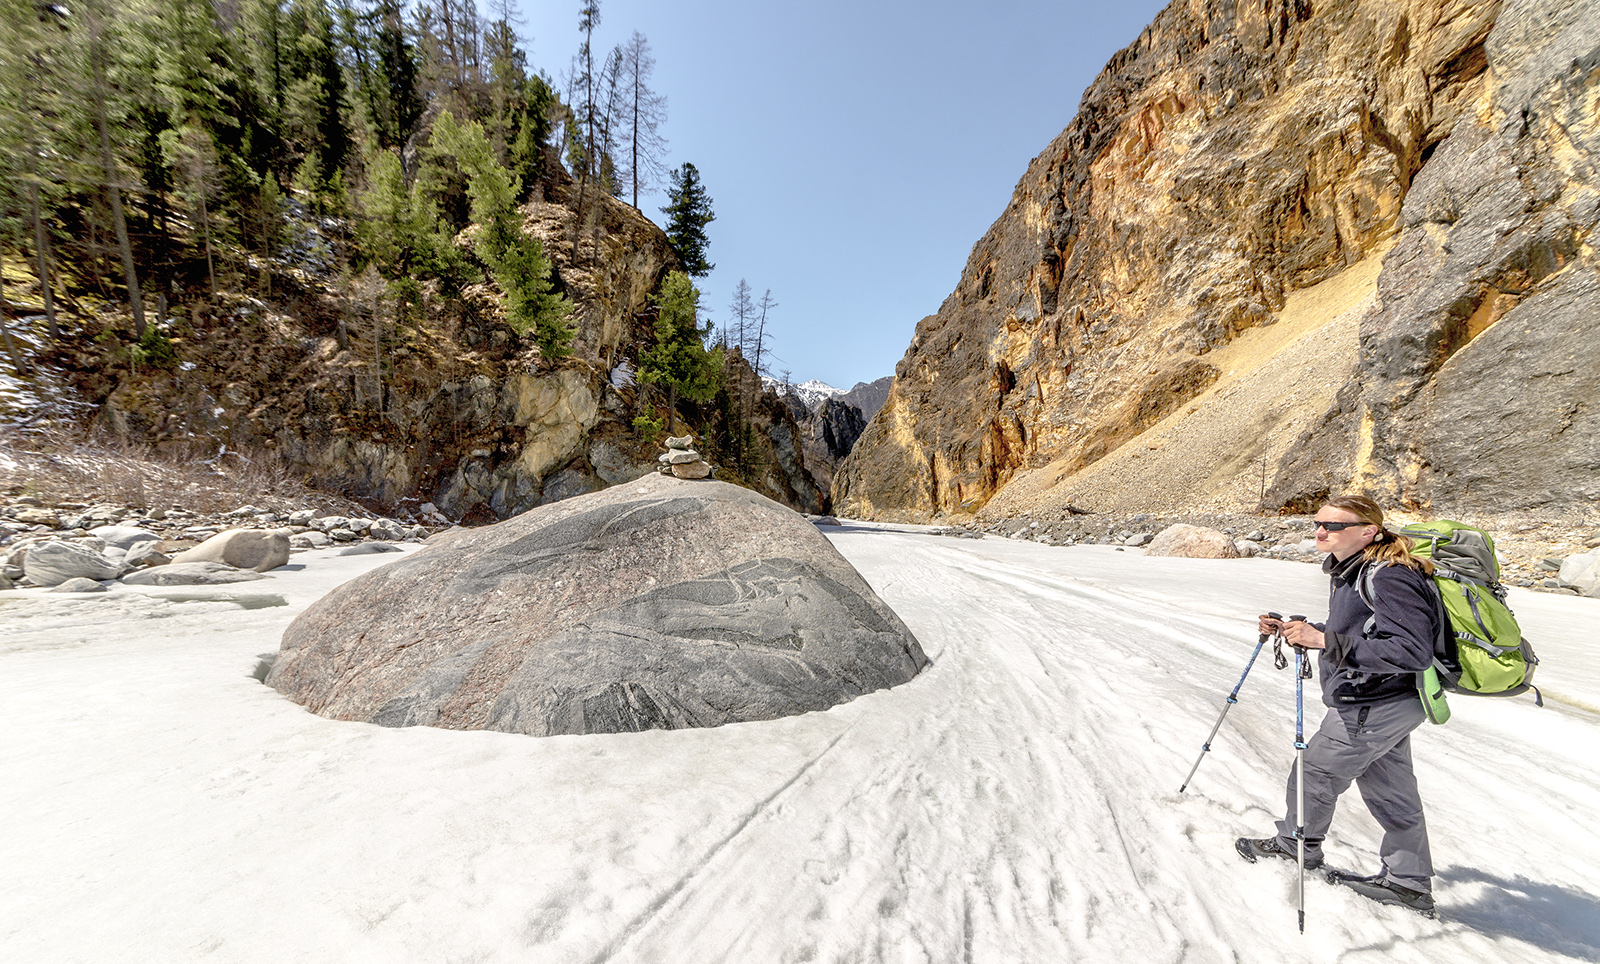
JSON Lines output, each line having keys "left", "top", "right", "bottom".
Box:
{"left": 1235, "top": 494, "right": 1440, "bottom": 916}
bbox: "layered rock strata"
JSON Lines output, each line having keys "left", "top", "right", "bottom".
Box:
{"left": 1270, "top": 0, "right": 1600, "bottom": 511}
{"left": 837, "top": 0, "right": 1599, "bottom": 519}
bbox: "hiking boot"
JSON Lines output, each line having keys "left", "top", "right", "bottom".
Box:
{"left": 1235, "top": 836, "right": 1323, "bottom": 870}
{"left": 1325, "top": 869, "right": 1437, "bottom": 918}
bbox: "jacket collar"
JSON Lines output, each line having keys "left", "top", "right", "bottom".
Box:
{"left": 1322, "top": 551, "right": 1366, "bottom": 584}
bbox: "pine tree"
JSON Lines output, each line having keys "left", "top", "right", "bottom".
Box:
{"left": 0, "top": 0, "right": 67, "bottom": 339}
{"left": 661, "top": 162, "right": 713, "bottom": 277}
{"left": 429, "top": 110, "right": 572, "bottom": 357}
{"left": 84, "top": 0, "right": 148, "bottom": 336}
{"left": 359, "top": 0, "right": 424, "bottom": 150}
{"left": 283, "top": 0, "right": 350, "bottom": 191}
{"left": 638, "top": 271, "right": 719, "bottom": 434}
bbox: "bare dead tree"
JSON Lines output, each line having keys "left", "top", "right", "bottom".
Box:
{"left": 618, "top": 30, "right": 667, "bottom": 209}
{"left": 753, "top": 288, "right": 777, "bottom": 378}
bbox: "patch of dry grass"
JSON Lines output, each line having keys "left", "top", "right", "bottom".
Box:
{"left": 1, "top": 424, "right": 364, "bottom": 515}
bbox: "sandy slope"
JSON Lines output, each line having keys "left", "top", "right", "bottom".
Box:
{"left": 1, "top": 531, "right": 1597, "bottom": 963}
{"left": 985, "top": 249, "right": 1389, "bottom": 518}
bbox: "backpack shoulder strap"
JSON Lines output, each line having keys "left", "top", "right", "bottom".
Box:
{"left": 1357, "top": 560, "right": 1388, "bottom": 635}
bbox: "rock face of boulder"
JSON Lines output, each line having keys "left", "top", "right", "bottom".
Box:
{"left": 171, "top": 529, "right": 290, "bottom": 572}
{"left": 89, "top": 526, "right": 160, "bottom": 550}
{"left": 267, "top": 474, "right": 928, "bottom": 737}
{"left": 1560, "top": 549, "right": 1600, "bottom": 597}
{"left": 22, "top": 541, "right": 123, "bottom": 587}
{"left": 1145, "top": 524, "right": 1241, "bottom": 560}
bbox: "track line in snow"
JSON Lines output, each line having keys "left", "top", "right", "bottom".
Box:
{"left": 591, "top": 724, "right": 857, "bottom": 963}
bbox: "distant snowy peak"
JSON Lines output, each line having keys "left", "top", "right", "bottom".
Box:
{"left": 762, "top": 377, "right": 845, "bottom": 410}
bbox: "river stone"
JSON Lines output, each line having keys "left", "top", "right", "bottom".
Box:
{"left": 124, "top": 542, "right": 171, "bottom": 568}
{"left": 89, "top": 525, "right": 161, "bottom": 550}
{"left": 1559, "top": 548, "right": 1600, "bottom": 597}
{"left": 14, "top": 507, "right": 59, "bottom": 527}
{"left": 22, "top": 540, "right": 124, "bottom": 587}
{"left": 339, "top": 542, "right": 403, "bottom": 555}
{"left": 171, "top": 529, "right": 291, "bottom": 572}
{"left": 1145, "top": 523, "right": 1241, "bottom": 559}
{"left": 671, "top": 461, "right": 713, "bottom": 479}
{"left": 369, "top": 519, "right": 407, "bottom": 541}
{"left": 121, "top": 562, "right": 268, "bottom": 586}
{"left": 49, "top": 577, "right": 109, "bottom": 593}
{"left": 267, "top": 473, "right": 929, "bottom": 737}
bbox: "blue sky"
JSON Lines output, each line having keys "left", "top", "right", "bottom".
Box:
{"left": 513, "top": 0, "right": 1172, "bottom": 390}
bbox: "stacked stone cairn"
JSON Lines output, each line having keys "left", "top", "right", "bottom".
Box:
{"left": 658, "top": 435, "right": 713, "bottom": 479}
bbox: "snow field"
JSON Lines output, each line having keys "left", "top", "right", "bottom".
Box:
{"left": 1, "top": 531, "right": 1597, "bottom": 963}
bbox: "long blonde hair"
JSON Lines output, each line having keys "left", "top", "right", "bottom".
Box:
{"left": 1322, "top": 495, "right": 1433, "bottom": 574}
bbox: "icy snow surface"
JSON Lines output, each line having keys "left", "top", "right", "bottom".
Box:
{"left": 3, "top": 529, "right": 1599, "bottom": 963}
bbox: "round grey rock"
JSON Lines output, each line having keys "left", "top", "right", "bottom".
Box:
{"left": 1145, "top": 523, "right": 1241, "bottom": 559}
{"left": 171, "top": 529, "right": 291, "bottom": 572}
{"left": 49, "top": 577, "right": 109, "bottom": 593}
{"left": 268, "top": 474, "right": 929, "bottom": 738}
{"left": 89, "top": 525, "right": 161, "bottom": 550}
{"left": 1558, "top": 548, "right": 1600, "bottom": 597}
{"left": 369, "top": 519, "right": 407, "bottom": 541}
{"left": 22, "top": 540, "right": 124, "bottom": 587}
{"left": 338, "top": 542, "right": 403, "bottom": 555}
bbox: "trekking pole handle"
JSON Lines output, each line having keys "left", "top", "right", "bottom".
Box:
{"left": 1286, "top": 616, "right": 1314, "bottom": 679}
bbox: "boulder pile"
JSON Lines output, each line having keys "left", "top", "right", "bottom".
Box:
{"left": 0, "top": 497, "right": 433, "bottom": 591}
{"left": 268, "top": 473, "right": 928, "bottom": 737}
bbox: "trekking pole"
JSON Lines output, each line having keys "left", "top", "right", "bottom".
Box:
{"left": 1289, "top": 615, "right": 1309, "bottom": 935}
{"left": 1178, "top": 612, "right": 1282, "bottom": 794}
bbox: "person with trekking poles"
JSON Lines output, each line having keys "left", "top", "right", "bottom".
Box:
{"left": 1234, "top": 495, "right": 1441, "bottom": 918}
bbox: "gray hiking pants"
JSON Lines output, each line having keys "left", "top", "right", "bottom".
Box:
{"left": 1274, "top": 697, "right": 1433, "bottom": 892}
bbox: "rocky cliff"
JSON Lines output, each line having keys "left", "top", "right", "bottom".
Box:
{"left": 78, "top": 164, "right": 821, "bottom": 521}
{"left": 781, "top": 393, "right": 868, "bottom": 499}
{"left": 836, "top": 0, "right": 1600, "bottom": 521}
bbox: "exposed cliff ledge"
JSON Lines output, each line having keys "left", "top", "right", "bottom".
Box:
{"left": 838, "top": 0, "right": 1599, "bottom": 521}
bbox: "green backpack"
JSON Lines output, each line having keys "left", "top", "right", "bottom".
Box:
{"left": 1357, "top": 521, "right": 1542, "bottom": 724}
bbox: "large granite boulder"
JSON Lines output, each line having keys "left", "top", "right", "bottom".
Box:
{"left": 1559, "top": 549, "right": 1600, "bottom": 597}
{"left": 171, "top": 529, "right": 290, "bottom": 572}
{"left": 1145, "top": 524, "right": 1241, "bottom": 560}
{"left": 22, "top": 540, "right": 124, "bottom": 587}
{"left": 267, "top": 474, "right": 928, "bottom": 737}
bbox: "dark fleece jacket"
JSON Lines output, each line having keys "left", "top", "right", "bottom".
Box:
{"left": 1314, "top": 553, "right": 1438, "bottom": 707}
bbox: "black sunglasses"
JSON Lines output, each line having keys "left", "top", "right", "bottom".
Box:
{"left": 1312, "top": 520, "right": 1365, "bottom": 531}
